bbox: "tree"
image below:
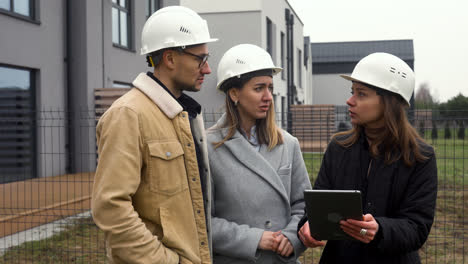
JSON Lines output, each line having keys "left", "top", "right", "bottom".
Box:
{"left": 439, "top": 93, "right": 468, "bottom": 118}
{"left": 415, "top": 83, "right": 438, "bottom": 109}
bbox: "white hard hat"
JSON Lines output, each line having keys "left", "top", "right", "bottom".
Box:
{"left": 340, "top": 52, "right": 415, "bottom": 105}
{"left": 216, "top": 44, "right": 282, "bottom": 91}
{"left": 140, "top": 6, "right": 218, "bottom": 55}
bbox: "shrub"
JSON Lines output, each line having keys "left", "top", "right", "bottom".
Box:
{"left": 458, "top": 121, "right": 465, "bottom": 140}
{"left": 338, "top": 121, "right": 350, "bottom": 132}
{"left": 431, "top": 120, "right": 438, "bottom": 139}
{"left": 418, "top": 120, "right": 425, "bottom": 137}
{"left": 444, "top": 122, "right": 451, "bottom": 139}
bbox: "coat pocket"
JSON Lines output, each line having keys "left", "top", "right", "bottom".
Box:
{"left": 277, "top": 163, "right": 292, "bottom": 176}
{"left": 147, "top": 140, "right": 188, "bottom": 195}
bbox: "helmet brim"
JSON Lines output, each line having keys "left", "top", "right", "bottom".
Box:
{"left": 141, "top": 38, "right": 219, "bottom": 55}
{"left": 340, "top": 74, "right": 382, "bottom": 89}
{"left": 217, "top": 67, "right": 283, "bottom": 92}
{"left": 340, "top": 74, "right": 410, "bottom": 106}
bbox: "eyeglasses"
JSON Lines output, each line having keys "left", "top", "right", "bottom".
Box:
{"left": 178, "top": 49, "right": 210, "bottom": 68}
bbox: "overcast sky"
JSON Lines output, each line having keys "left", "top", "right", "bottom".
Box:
{"left": 288, "top": 0, "right": 468, "bottom": 103}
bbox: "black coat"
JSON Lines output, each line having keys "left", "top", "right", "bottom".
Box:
{"left": 298, "top": 133, "right": 438, "bottom": 264}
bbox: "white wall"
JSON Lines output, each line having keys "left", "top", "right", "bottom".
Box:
{"left": 312, "top": 73, "right": 351, "bottom": 105}
{"left": 180, "top": 0, "right": 261, "bottom": 13}
{"left": 181, "top": 0, "right": 309, "bottom": 114}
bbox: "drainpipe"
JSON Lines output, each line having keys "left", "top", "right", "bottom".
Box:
{"left": 285, "top": 9, "right": 294, "bottom": 133}
{"left": 65, "top": 0, "right": 72, "bottom": 173}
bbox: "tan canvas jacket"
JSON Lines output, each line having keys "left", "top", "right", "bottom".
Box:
{"left": 92, "top": 73, "right": 212, "bottom": 264}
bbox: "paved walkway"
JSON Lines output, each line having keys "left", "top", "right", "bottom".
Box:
{"left": 0, "top": 173, "right": 93, "bottom": 238}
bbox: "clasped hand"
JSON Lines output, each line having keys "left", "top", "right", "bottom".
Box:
{"left": 258, "top": 231, "right": 293, "bottom": 257}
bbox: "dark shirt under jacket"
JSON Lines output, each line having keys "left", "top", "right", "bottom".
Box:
{"left": 298, "top": 132, "right": 437, "bottom": 264}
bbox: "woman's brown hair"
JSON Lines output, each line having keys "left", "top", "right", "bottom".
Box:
{"left": 213, "top": 70, "right": 283, "bottom": 150}
{"left": 333, "top": 85, "right": 430, "bottom": 167}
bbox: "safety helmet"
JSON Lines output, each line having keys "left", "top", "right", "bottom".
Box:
{"left": 216, "top": 44, "right": 282, "bottom": 91}
{"left": 140, "top": 6, "right": 217, "bottom": 55}
{"left": 340, "top": 52, "right": 415, "bottom": 105}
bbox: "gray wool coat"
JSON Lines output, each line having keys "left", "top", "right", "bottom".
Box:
{"left": 207, "top": 116, "right": 311, "bottom": 264}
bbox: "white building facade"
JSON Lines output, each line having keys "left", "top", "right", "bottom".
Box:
{"left": 181, "top": 0, "right": 312, "bottom": 127}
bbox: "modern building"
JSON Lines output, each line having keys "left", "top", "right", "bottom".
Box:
{"left": 0, "top": 0, "right": 177, "bottom": 182}
{"left": 311, "top": 39, "right": 414, "bottom": 105}
{"left": 180, "top": 0, "right": 312, "bottom": 123}
{"left": 0, "top": 0, "right": 311, "bottom": 183}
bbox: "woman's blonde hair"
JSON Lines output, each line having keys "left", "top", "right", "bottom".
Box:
{"left": 213, "top": 70, "right": 283, "bottom": 150}
{"left": 334, "top": 85, "right": 430, "bottom": 167}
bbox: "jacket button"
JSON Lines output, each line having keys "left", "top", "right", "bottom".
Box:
{"left": 165, "top": 152, "right": 171, "bottom": 157}
{"left": 265, "top": 220, "right": 272, "bottom": 229}
{"left": 201, "top": 241, "right": 205, "bottom": 245}
{"left": 181, "top": 113, "right": 185, "bottom": 118}
{"left": 192, "top": 177, "right": 196, "bottom": 181}
{"left": 187, "top": 143, "right": 191, "bottom": 147}
{"left": 197, "top": 210, "right": 201, "bottom": 214}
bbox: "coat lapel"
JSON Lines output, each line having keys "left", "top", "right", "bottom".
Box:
{"left": 223, "top": 129, "right": 289, "bottom": 204}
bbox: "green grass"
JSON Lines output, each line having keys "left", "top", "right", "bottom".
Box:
{"left": 426, "top": 138, "right": 468, "bottom": 186}
{"left": 300, "top": 135, "right": 467, "bottom": 263}
{"left": 0, "top": 218, "right": 106, "bottom": 264}
{"left": 303, "top": 136, "right": 468, "bottom": 185}
{"left": 0, "top": 135, "right": 465, "bottom": 263}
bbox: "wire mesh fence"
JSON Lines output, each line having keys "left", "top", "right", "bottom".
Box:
{"left": 0, "top": 106, "right": 466, "bottom": 263}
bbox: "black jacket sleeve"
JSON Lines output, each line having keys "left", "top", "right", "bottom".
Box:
{"left": 374, "top": 151, "right": 438, "bottom": 253}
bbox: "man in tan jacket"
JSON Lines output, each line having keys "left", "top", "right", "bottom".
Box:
{"left": 92, "top": 6, "right": 217, "bottom": 264}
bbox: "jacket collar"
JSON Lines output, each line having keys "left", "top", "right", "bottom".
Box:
{"left": 132, "top": 72, "right": 183, "bottom": 119}
{"left": 212, "top": 114, "right": 289, "bottom": 203}
{"left": 145, "top": 72, "right": 201, "bottom": 118}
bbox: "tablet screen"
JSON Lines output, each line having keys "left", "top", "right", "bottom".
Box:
{"left": 304, "top": 189, "right": 363, "bottom": 240}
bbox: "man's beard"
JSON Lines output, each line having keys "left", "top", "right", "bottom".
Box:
{"left": 173, "top": 78, "right": 199, "bottom": 93}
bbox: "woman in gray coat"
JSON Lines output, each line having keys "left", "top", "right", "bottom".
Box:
{"left": 207, "top": 44, "right": 311, "bottom": 263}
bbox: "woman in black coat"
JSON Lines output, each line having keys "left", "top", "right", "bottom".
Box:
{"left": 297, "top": 52, "right": 438, "bottom": 264}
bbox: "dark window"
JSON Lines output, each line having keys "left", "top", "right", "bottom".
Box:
{"left": 0, "top": 65, "right": 36, "bottom": 183}
{"left": 146, "top": 0, "right": 160, "bottom": 18}
{"left": 0, "top": 0, "right": 36, "bottom": 20}
{"left": 281, "top": 96, "right": 286, "bottom": 129}
{"left": 297, "top": 49, "right": 302, "bottom": 88}
{"left": 280, "top": 31, "right": 285, "bottom": 80}
{"left": 266, "top": 17, "right": 273, "bottom": 57}
{"left": 303, "top": 42, "right": 309, "bottom": 68}
{"left": 112, "top": 0, "right": 132, "bottom": 49}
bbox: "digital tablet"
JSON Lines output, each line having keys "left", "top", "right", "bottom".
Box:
{"left": 304, "top": 189, "right": 363, "bottom": 240}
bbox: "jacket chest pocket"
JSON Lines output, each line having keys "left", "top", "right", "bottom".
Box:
{"left": 277, "top": 164, "right": 292, "bottom": 176}
{"left": 147, "top": 141, "right": 188, "bottom": 195}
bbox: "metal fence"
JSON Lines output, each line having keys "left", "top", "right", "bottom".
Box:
{"left": 0, "top": 107, "right": 466, "bottom": 263}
